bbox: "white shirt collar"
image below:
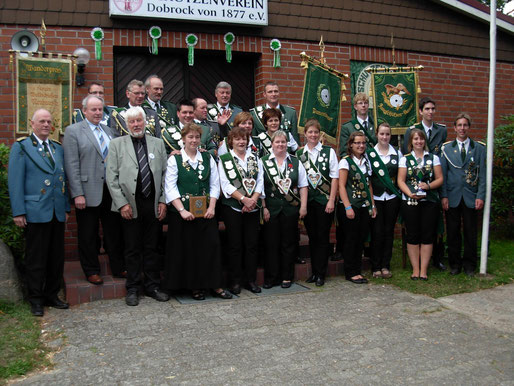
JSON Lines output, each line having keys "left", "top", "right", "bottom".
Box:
{"left": 422, "top": 121, "right": 434, "bottom": 132}
{"left": 269, "top": 151, "right": 290, "bottom": 161}
{"left": 266, "top": 103, "right": 281, "bottom": 110}
{"left": 217, "top": 102, "right": 229, "bottom": 110}
{"left": 457, "top": 138, "right": 469, "bottom": 147}
{"left": 229, "top": 149, "right": 250, "bottom": 163}
{"left": 352, "top": 154, "right": 366, "bottom": 165}
{"left": 180, "top": 148, "right": 202, "bottom": 163}
{"left": 304, "top": 141, "right": 322, "bottom": 154}
{"left": 374, "top": 144, "right": 397, "bottom": 156}
{"left": 32, "top": 133, "right": 48, "bottom": 145}
{"left": 357, "top": 116, "right": 369, "bottom": 126}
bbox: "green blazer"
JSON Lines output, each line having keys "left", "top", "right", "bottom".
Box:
{"left": 106, "top": 134, "right": 167, "bottom": 218}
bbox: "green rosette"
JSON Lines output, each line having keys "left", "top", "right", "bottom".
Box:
{"left": 270, "top": 39, "right": 281, "bottom": 68}
{"left": 91, "top": 27, "right": 104, "bottom": 60}
{"left": 224, "top": 32, "right": 235, "bottom": 63}
{"left": 186, "top": 34, "right": 198, "bottom": 66}
{"left": 149, "top": 26, "right": 162, "bottom": 55}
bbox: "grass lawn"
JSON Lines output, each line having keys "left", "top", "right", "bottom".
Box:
{"left": 0, "top": 301, "right": 52, "bottom": 383}
{"left": 368, "top": 237, "right": 514, "bottom": 298}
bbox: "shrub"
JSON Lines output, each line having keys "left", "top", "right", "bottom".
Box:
{"left": 491, "top": 114, "right": 514, "bottom": 237}
{"left": 0, "top": 143, "right": 25, "bottom": 259}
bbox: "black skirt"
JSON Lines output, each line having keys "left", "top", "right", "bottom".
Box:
{"left": 162, "top": 212, "right": 222, "bottom": 290}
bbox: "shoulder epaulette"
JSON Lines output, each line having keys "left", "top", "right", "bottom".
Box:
{"left": 477, "top": 140, "right": 486, "bottom": 146}
{"left": 343, "top": 155, "right": 350, "bottom": 159}
{"left": 50, "top": 139, "right": 61, "bottom": 145}
{"left": 436, "top": 122, "right": 446, "bottom": 127}
{"left": 16, "top": 136, "right": 27, "bottom": 142}
{"left": 283, "top": 104, "right": 296, "bottom": 111}
{"left": 408, "top": 125, "right": 416, "bottom": 129}
{"left": 443, "top": 140, "right": 452, "bottom": 145}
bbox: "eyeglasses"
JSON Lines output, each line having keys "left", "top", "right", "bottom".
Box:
{"left": 353, "top": 141, "right": 367, "bottom": 145}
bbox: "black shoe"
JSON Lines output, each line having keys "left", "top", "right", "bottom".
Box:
{"left": 263, "top": 282, "right": 273, "bottom": 289}
{"left": 347, "top": 278, "right": 367, "bottom": 284}
{"left": 450, "top": 268, "right": 461, "bottom": 276}
{"left": 465, "top": 270, "right": 475, "bottom": 277}
{"left": 246, "top": 282, "right": 261, "bottom": 293}
{"left": 45, "top": 297, "right": 69, "bottom": 309}
{"left": 31, "top": 303, "right": 44, "bottom": 317}
{"left": 433, "top": 262, "right": 447, "bottom": 271}
{"left": 330, "top": 252, "right": 343, "bottom": 261}
{"left": 229, "top": 284, "right": 241, "bottom": 295}
{"left": 192, "top": 291, "right": 205, "bottom": 301}
{"left": 125, "top": 291, "right": 139, "bottom": 306}
{"left": 315, "top": 277, "right": 325, "bottom": 286}
{"left": 281, "top": 280, "right": 292, "bottom": 288}
{"left": 305, "top": 274, "right": 317, "bottom": 283}
{"left": 146, "top": 289, "right": 169, "bottom": 302}
{"left": 213, "top": 289, "right": 233, "bottom": 299}
{"left": 410, "top": 276, "right": 419, "bottom": 281}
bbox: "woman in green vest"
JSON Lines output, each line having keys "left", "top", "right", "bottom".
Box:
{"left": 218, "top": 126, "right": 265, "bottom": 294}
{"left": 218, "top": 112, "right": 260, "bottom": 158}
{"left": 338, "top": 131, "right": 377, "bottom": 284}
{"left": 367, "top": 122, "right": 402, "bottom": 279}
{"left": 256, "top": 108, "right": 298, "bottom": 157}
{"left": 397, "top": 128, "right": 443, "bottom": 281}
{"left": 163, "top": 123, "right": 232, "bottom": 300}
{"left": 296, "top": 119, "right": 339, "bottom": 286}
{"left": 261, "top": 130, "right": 308, "bottom": 289}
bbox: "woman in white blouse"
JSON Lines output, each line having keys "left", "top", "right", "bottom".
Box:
{"left": 218, "top": 126, "right": 265, "bottom": 294}
{"left": 162, "top": 123, "right": 232, "bottom": 300}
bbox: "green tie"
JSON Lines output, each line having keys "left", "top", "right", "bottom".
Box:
{"left": 43, "top": 141, "right": 55, "bottom": 168}
{"left": 460, "top": 143, "right": 466, "bottom": 162}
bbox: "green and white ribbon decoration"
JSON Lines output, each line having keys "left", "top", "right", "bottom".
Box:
{"left": 149, "top": 26, "right": 162, "bottom": 55}
{"left": 186, "top": 34, "right": 198, "bottom": 66}
{"left": 224, "top": 32, "right": 235, "bottom": 63}
{"left": 270, "top": 39, "right": 281, "bottom": 68}
{"left": 91, "top": 27, "right": 104, "bottom": 60}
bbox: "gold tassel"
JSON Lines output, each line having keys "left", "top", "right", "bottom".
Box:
{"left": 9, "top": 52, "right": 13, "bottom": 72}
{"left": 342, "top": 94, "right": 346, "bottom": 102}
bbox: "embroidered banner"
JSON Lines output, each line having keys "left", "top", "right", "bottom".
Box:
{"left": 16, "top": 54, "right": 73, "bottom": 140}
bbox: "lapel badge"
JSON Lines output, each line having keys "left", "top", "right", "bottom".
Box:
{"left": 44, "top": 179, "right": 51, "bottom": 186}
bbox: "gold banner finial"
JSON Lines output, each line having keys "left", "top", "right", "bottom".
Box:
{"left": 319, "top": 36, "right": 325, "bottom": 64}
{"left": 40, "top": 19, "right": 47, "bottom": 52}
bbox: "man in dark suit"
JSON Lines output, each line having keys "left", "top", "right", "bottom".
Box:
{"left": 402, "top": 96, "right": 448, "bottom": 270}
{"left": 8, "top": 109, "right": 70, "bottom": 316}
{"left": 338, "top": 92, "right": 376, "bottom": 156}
{"left": 109, "top": 79, "right": 161, "bottom": 137}
{"left": 142, "top": 74, "right": 178, "bottom": 126}
{"left": 72, "top": 83, "right": 116, "bottom": 126}
{"left": 63, "top": 95, "right": 125, "bottom": 285}
{"left": 106, "top": 106, "right": 169, "bottom": 306}
{"left": 206, "top": 81, "right": 242, "bottom": 128}
{"left": 441, "top": 113, "right": 486, "bottom": 276}
{"left": 193, "top": 97, "right": 229, "bottom": 149}
{"left": 250, "top": 81, "right": 299, "bottom": 143}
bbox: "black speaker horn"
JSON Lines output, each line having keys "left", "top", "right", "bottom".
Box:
{"left": 11, "top": 30, "right": 39, "bottom": 53}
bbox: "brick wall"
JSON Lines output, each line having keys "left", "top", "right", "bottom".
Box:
{"left": 1, "top": 24, "right": 513, "bottom": 258}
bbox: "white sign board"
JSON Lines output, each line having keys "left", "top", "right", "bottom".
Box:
{"left": 109, "top": 0, "right": 268, "bottom": 26}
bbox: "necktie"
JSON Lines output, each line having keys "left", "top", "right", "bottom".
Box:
{"left": 363, "top": 121, "right": 368, "bottom": 130}
{"left": 43, "top": 141, "right": 55, "bottom": 168}
{"left": 461, "top": 143, "right": 466, "bottom": 162}
{"left": 95, "top": 127, "right": 108, "bottom": 159}
{"left": 136, "top": 140, "right": 151, "bottom": 198}
{"left": 427, "top": 129, "right": 431, "bottom": 141}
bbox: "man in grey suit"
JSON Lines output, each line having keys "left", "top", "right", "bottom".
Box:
{"left": 441, "top": 113, "right": 486, "bottom": 276}
{"left": 63, "top": 95, "right": 125, "bottom": 285}
{"left": 106, "top": 106, "right": 169, "bottom": 306}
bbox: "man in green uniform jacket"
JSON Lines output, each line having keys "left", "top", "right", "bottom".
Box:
{"left": 339, "top": 92, "right": 376, "bottom": 157}
{"left": 142, "top": 74, "right": 178, "bottom": 126}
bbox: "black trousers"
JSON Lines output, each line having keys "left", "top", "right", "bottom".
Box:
{"left": 304, "top": 201, "right": 334, "bottom": 278}
{"left": 370, "top": 197, "right": 400, "bottom": 271}
{"left": 222, "top": 206, "right": 260, "bottom": 284}
{"left": 75, "top": 184, "right": 124, "bottom": 277}
{"left": 24, "top": 216, "right": 64, "bottom": 305}
{"left": 263, "top": 211, "right": 299, "bottom": 283}
{"left": 338, "top": 204, "right": 370, "bottom": 279}
{"left": 121, "top": 197, "right": 162, "bottom": 292}
{"left": 446, "top": 199, "right": 478, "bottom": 271}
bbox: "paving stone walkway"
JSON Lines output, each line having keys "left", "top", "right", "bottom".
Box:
{"left": 15, "top": 279, "right": 514, "bottom": 385}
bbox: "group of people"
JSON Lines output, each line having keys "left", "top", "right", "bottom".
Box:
{"left": 8, "top": 76, "right": 486, "bottom": 316}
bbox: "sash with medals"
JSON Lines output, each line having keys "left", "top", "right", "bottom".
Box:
{"left": 162, "top": 125, "right": 183, "bottom": 152}
{"left": 346, "top": 157, "right": 373, "bottom": 214}
{"left": 111, "top": 108, "right": 129, "bottom": 135}
{"left": 220, "top": 152, "right": 259, "bottom": 199}
{"left": 441, "top": 142, "right": 479, "bottom": 187}
{"left": 262, "top": 157, "right": 300, "bottom": 205}
{"left": 405, "top": 153, "right": 438, "bottom": 204}
{"left": 250, "top": 105, "right": 266, "bottom": 133}
{"left": 297, "top": 148, "right": 330, "bottom": 198}
{"left": 366, "top": 148, "right": 401, "bottom": 197}
{"left": 257, "top": 132, "right": 272, "bottom": 156}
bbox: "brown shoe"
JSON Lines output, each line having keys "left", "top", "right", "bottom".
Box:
{"left": 87, "top": 274, "right": 103, "bottom": 285}
{"left": 381, "top": 268, "right": 392, "bottom": 279}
